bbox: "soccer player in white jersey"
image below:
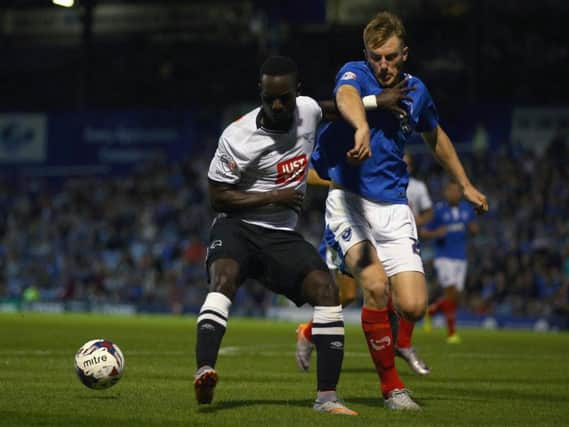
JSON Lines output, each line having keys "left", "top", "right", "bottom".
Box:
{"left": 193, "top": 56, "right": 359, "bottom": 415}
{"left": 313, "top": 12, "right": 488, "bottom": 410}
{"left": 404, "top": 152, "right": 434, "bottom": 231}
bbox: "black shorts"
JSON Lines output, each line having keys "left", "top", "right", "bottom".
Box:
{"left": 206, "top": 216, "right": 329, "bottom": 306}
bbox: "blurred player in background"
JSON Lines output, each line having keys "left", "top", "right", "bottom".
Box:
{"left": 422, "top": 179, "right": 479, "bottom": 343}
{"left": 194, "top": 56, "right": 357, "bottom": 415}
{"left": 311, "top": 11, "right": 488, "bottom": 410}
{"left": 403, "top": 152, "right": 434, "bottom": 231}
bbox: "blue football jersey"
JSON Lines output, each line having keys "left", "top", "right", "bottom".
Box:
{"left": 310, "top": 141, "right": 330, "bottom": 181}
{"left": 313, "top": 61, "right": 438, "bottom": 203}
{"left": 426, "top": 200, "right": 476, "bottom": 260}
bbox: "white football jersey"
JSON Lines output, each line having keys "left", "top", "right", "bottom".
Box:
{"left": 208, "top": 96, "right": 322, "bottom": 230}
{"left": 407, "top": 177, "right": 432, "bottom": 216}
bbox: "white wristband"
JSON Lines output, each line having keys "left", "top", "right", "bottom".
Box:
{"left": 362, "top": 95, "right": 377, "bottom": 109}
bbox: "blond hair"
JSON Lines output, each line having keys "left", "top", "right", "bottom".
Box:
{"left": 363, "top": 12, "right": 407, "bottom": 50}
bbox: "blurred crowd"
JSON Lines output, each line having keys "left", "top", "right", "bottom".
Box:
{"left": 1, "top": 135, "right": 568, "bottom": 327}
{"left": 419, "top": 134, "right": 569, "bottom": 327}
{"left": 0, "top": 156, "right": 212, "bottom": 314}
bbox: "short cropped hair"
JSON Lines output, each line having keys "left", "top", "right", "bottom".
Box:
{"left": 363, "top": 12, "right": 407, "bottom": 50}
{"left": 259, "top": 56, "right": 298, "bottom": 81}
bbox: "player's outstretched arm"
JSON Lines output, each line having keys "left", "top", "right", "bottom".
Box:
{"left": 318, "top": 100, "right": 339, "bottom": 122}
{"left": 421, "top": 125, "right": 489, "bottom": 214}
{"left": 319, "top": 90, "right": 409, "bottom": 122}
{"left": 336, "top": 85, "right": 372, "bottom": 163}
{"left": 208, "top": 181, "right": 304, "bottom": 213}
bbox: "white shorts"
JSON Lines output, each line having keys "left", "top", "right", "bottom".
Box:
{"left": 433, "top": 257, "right": 467, "bottom": 291}
{"left": 325, "top": 245, "right": 340, "bottom": 271}
{"left": 325, "top": 188, "right": 424, "bottom": 277}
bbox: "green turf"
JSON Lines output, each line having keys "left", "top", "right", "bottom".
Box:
{"left": 0, "top": 313, "right": 567, "bottom": 426}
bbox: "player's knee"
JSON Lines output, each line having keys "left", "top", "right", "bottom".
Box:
{"left": 398, "top": 298, "right": 427, "bottom": 322}
{"left": 359, "top": 267, "right": 388, "bottom": 299}
{"left": 209, "top": 263, "right": 240, "bottom": 298}
{"left": 303, "top": 271, "right": 340, "bottom": 306}
{"left": 361, "top": 280, "right": 389, "bottom": 308}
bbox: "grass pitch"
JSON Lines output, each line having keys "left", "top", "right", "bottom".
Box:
{"left": 1, "top": 313, "right": 567, "bottom": 426}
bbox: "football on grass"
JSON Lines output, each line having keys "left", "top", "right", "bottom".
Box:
{"left": 74, "top": 339, "right": 125, "bottom": 389}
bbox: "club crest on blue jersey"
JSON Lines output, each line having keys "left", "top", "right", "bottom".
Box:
{"left": 400, "top": 97, "right": 413, "bottom": 135}
{"left": 400, "top": 114, "right": 412, "bottom": 135}
{"left": 340, "top": 71, "right": 357, "bottom": 80}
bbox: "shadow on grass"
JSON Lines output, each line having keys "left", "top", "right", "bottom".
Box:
{"left": 199, "top": 396, "right": 432, "bottom": 412}
{"left": 341, "top": 367, "right": 375, "bottom": 374}
{"left": 415, "top": 383, "right": 568, "bottom": 404}
{"left": 425, "top": 376, "right": 569, "bottom": 386}
{"left": 77, "top": 395, "right": 121, "bottom": 400}
{"left": 197, "top": 398, "right": 311, "bottom": 412}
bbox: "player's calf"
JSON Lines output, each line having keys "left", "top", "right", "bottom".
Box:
{"left": 311, "top": 305, "right": 345, "bottom": 391}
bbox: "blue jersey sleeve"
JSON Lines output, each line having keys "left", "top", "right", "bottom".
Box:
{"left": 333, "top": 62, "right": 366, "bottom": 96}
{"left": 310, "top": 138, "right": 330, "bottom": 181}
{"left": 416, "top": 85, "right": 439, "bottom": 132}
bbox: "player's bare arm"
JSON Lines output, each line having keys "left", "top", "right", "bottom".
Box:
{"left": 336, "top": 85, "right": 372, "bottom": 163}
{"left": 321, "top": 93, "right": 392, "bottom": 122}
{"left": 306, "top": 168, "right": 331, "bottom": 187}
{"left": 208, "top": 180, "right": 304, "bottom": 212}
{"left": 318, "top": 100, "right": 340, "bottom": 122}
{"left": 421, "top": 125, "right": 489, "bottom": 214}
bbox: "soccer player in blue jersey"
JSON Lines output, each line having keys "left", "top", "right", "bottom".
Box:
{"left": 422, "top": 180, "right": 479, "bottom": 343}
{"left": 313, "top": 11, "right": 488, "bottom": 410}
{"left": 296, "top": 164, "right": 432, "bottom": 377}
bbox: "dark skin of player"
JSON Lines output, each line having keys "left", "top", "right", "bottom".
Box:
{"left": 207, "top": 73, "right": 340, "bottom": 306}
{"left": 209, "top": 74, "right": 304, "bottom": 215}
